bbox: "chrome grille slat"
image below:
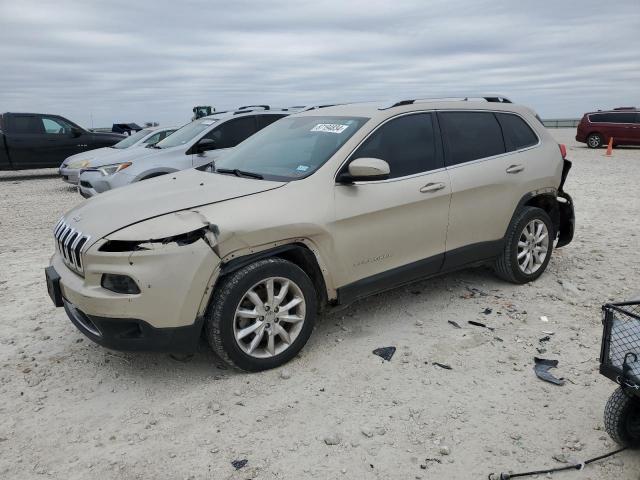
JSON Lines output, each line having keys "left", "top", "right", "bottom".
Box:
{"left": 53, "top": 219, "right": 90, "bottom": 275}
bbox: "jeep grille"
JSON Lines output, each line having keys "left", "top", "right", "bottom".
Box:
{"left": 53, "top": 218, "right": 90, "bottom": 274}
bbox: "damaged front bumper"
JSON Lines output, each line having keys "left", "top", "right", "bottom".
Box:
{"left": 47, "top": 232, "right": 221, "bottom": 352}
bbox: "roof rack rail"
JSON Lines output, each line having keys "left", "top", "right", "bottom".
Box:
{"left": 238, "top": 105, "right": 270, "bottom": 111}
{"left": 304, "top": 104, "right": 342, "bottom": 111}
{"left": 380, "top": 95, "right": 513, "bottom": 110}
{"left": 613, "top": 106, "right": 637, "bottom": 111}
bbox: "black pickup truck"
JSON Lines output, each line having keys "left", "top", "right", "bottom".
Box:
{"left": 0, "top": 112, "right": 124, "bottom": 170}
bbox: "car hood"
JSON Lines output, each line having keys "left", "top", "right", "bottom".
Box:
{"left": 63, "top": 148, "right": 114, "bottom": 167}
{"left": 83, "top": 144, "right": 184, "bottom": 168}
{"left": 62, "top": 168, "right": 285, "bottom": 243}
{"left": 91, "top": 131, "right": 126, "bottom": 141}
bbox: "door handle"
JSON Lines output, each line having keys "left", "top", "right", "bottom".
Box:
{"left": 420, "top": 182, "right": 446, "bottom": 193}
{"left": 506, "top": 164, "right": 525, "bottom": 174}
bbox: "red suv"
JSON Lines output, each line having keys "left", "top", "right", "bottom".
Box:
{"left": 576, "top": 107, "right": 640, "bottom": 148}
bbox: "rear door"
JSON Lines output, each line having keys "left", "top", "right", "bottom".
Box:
{"left": 3, "top": 114, "right": 48, "bottom": 169}
{"left": 191, "top": 115, "right": 258, "bottom": 167}
{"left": 439, "top": 110, "right": 539, "bottom": 269}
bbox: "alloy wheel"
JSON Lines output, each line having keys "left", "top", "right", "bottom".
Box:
{"left": 233, "top": 277, "right": 306, "bottom": 358}
{"left": 517, "top": 219, "right": 549, "bottom": 274}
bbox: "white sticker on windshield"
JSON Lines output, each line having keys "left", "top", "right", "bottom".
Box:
{"left": 296, "top": 165, "right": 309, "bottom": 172}
{"left": 310, "top": 123, "right": 349, "bottom": 134}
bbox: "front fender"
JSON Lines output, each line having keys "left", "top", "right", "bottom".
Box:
{"left": 132, "top": 168, "right": 180, "bottom": 182}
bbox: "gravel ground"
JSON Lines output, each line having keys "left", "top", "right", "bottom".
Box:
{"left": 1, "top": 130, "right": 639, "bottom": 479}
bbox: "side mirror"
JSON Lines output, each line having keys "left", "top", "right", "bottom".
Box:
{"left": 71, "top": 127, "right": 83, "bottom": 138}
{"left": 337, "top": 157, "right": 390, "bottom": 183}
{"left": 196, "top": 138, "right": 216, "bottom": 153}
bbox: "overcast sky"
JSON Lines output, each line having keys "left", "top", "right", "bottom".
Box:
{"left": 1, "top": 0, "right": 638, "bottom": 128}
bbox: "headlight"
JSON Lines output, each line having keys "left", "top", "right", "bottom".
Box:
{"left": 68, "top": 159, "right": 91, "bottom": 169}
{"left": 98, "top": 162, "right": 132, "bottom": 176}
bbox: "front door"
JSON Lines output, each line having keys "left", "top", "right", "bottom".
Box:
{"left": 331, "top": 112, "right": 451, "bottom": 298}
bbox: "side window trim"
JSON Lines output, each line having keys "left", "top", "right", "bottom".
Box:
{"left": 438, "top": 110, "right": 540, "bottom": 170}
{"left": 334, "top": 110, "right": 444, "bottom": 183}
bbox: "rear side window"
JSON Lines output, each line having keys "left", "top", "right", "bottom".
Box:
{"left": 495, "top": 113, "right": 538, "bottom": 151}
{"left": 589, "top": 113, "right": 636, "bottom": 124}
{"left": 205, "top": 116, "right": 257, "bottom": 149}
{"left": 10, "top": 115, "right": 44, "bottom": 134}
{"left": 256, "top": 114, "right": 286, "bottom": 130}
{"left": 439, "top": 112, "right": 505, "bottom": 166}
{"left": 351, "top": 113, "right": 440, "bottom": 178}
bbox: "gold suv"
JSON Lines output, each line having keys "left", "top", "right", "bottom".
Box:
{"left": 45, "top": 96, "right": 575, "bottom": 371}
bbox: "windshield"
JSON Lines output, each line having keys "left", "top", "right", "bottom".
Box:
{"left": 215, "top": 116, "right": 368, "bottom": 180}
{"left": 112, "top": 129, "right": 151, "bottom": 149}
{"left": 155, "top": 118, "right": 217, "bottom": 149}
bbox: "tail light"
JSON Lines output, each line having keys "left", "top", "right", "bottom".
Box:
{"left": 558, "top": 144, "right": 567, "bottom": 159}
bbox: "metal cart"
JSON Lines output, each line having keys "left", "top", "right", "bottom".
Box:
{"left": 600, "top": 301, "right": 640, "bottom": 446}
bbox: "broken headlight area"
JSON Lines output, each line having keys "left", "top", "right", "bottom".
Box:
{"left": 99, "top": 227, "right": 212, "bottom": 252}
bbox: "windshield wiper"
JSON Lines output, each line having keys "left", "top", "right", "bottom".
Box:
{"left": 216, "top": 168, "right": 263, "bottom": 179}
{"left": 148, "top": 144, "right": 162, "bottom": 149}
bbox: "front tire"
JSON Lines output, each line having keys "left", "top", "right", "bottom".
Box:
{"left": 205, "top": 258, "right": 317, "bottom": 371}
{"left": 604, "top": 388, "right": 640, "bottom": 447}
{"left": 587, "top": 133, "right": 603, "bottom": 148}
{"left": 494, "top": 207, "right": 554, "bottom": 284}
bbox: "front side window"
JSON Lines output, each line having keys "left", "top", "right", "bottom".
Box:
{"left": 142, "top": 132, "right": 162, "bottom": 145}
{"left": 215, "top": 116, "right": 369, "bottom": 181}
{"left": 155, "top": 119, "right": 218, "bottom": 149}
{"left": 203, "top": 116, "right": 257, "bottom": 149}
{"left": 350, "top": 113, "right": 440, "bottom": 179}
{"left": 113, "top": 128, "right": 151, "bottom": 149}
{"left": 495, "top": 113, "right": 538, "bottom": 152}
{"left": 439, "top": 111, "right": 505, "bottom": 166}
{"left": 42, "top": 117, "right": 71, "bottom": 134}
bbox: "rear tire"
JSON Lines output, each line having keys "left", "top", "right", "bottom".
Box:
{"left": 587, "top": 133, "right": 603, "bottom": 148}
{"left": 205, "top": 258, "right": 317, "bottom": 371}
{"left": 604, "top": 388, "right": 640, "bottom": 447}
{"left": 494, "top": 207, "right": 554, "bottom": 284}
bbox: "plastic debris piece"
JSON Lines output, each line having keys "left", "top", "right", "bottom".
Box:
{"left": 534, "top": 357, "right": 565, "bottom": 386}
{"left": 482, "top": 308, "right": 493, "bottom": 315}
{"left": 540, "top": 316, "right": 549, "bottom": 322}
{"left": 433, "top": 362, "right": 452, "bottom": 370}
{"left": 448, "top": 320, "right": 462, "bottom": 329}
{"left": 231, "top": 459, "right": 248, "bottom": 470}
{"left": 373, "top": 346, "right": 396, "bottom": 361}
{"left": 539, "top": 336, "right": 551, "bottom": 343}
{"left": 468, "top": 320, "right": 495, "bottom": 331}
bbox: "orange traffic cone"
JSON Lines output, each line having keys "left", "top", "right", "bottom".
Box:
{"left": 606, "top": 137, "right": 613, "bottom": 156}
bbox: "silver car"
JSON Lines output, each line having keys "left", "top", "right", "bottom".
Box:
{"left": 59, "top": 126, "right": 177, "bottom": 184}
{"left": 77, "top": 107, "right": 290, "bottom": 197}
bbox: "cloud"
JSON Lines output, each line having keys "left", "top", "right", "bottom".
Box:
{"left": 0, "top": 0, "right": 638, "bottom": 127}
